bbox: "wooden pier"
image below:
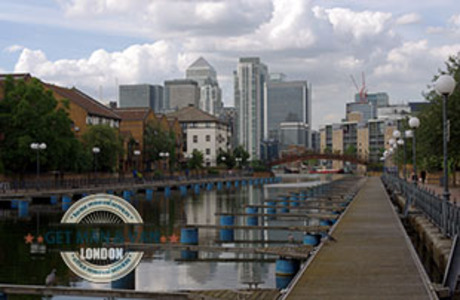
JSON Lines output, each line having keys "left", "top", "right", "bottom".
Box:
{"left": 184, "top": 224, "right": 330, "bottom": 232}
{"left": 215, "top": 212, "right": 339, "bottom": 219}
{"left": 0, "top": 284, "right": 280, "bottom": 300}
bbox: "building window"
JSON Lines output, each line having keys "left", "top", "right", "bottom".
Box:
{"left": 206, "top": 135, "right": 210, "bottom": 142}
{"left": 206, "top": 148, "right": 210, "bottom": 155}
{"left": 193, "top": 135, "right": 198, "bottom": 143}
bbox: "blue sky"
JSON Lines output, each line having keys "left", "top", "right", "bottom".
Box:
{"left": 1, "top": 0, "right": 459, "bottom": 129}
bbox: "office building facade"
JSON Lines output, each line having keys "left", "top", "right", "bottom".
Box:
{"left": 186, "top": 57, "right": 223, "bottom": 116}
{"left": 119, "top": 84, "right": 164, "bottom": 112}
{"left": 164, "top": 79, "right": 200, "bottom": 111}
{"left": 234, "top": 57, "right": 268, "bottom": 159}
{"left": 264, "top": 79, "right": 311, "bottom": 149}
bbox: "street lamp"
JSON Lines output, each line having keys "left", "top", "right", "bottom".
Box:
{"left": 92, "top": 147, "right": 100, "bottom": 179}
{"left": 435, "top": 74, "right": 456, "bottom": 235}
{"left": 30, "top": 142, "right": 47, "bottom": 184}
{"left": 235, "top": 157, "right": 242, "bottom": 169}
{"left": 409, "top": 116, "right": 420, "bottom": 185}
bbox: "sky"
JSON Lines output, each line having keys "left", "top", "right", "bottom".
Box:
{"left": 1, "top": 0, "right": 459, "bottom": 130}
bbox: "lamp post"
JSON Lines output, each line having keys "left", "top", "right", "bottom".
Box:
{"left": 397, "top": 138, "right": 405, "bottom": 179}
{"left": 133, "top": 150, "right": 141, "bottom": 172}
{"left": 393, "top": 130, "right": 401, "bottom": 177}
{"left": 30, "top": 143, "right": 47, "bottom": 185}
{"left": 409, "top": 117, "right": 420, "bottom": 185}
{"left": 92, "top": 147, "right": 100, "bottom": 180}
{"left": 404, "top": 130, "right": 412, "bottom": 181}
{"left": 235, "top": 157, "right": 242, "bottom": 169}
{"left": 159, "top": 152, "right": 170, "bottom": 175}
{"left": 435, "top": 74, "right": 456, "bottom": 236}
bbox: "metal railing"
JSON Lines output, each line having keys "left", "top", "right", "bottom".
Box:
{"left": 381, "top": 173, "right": 460, "bottom": 237}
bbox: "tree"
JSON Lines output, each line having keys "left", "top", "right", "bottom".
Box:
{"left": 188, "top": 149, "right": 203, "bottom": 170}
{"left": 416, "top": 55, "right": 460, "bottom": 184}
{"left": 0, "top": 76, "right": 85, "bottom": 175}
{"left": 81, "top": 125, "right": 124, "bottom": 172}
{"left": 233, "top": 145, "right": 250, "bottom": 167}
{"left": 143, "top": 121, "right": 176, "bottom": 171}
{"left": 217, "top": 151, "right": 235, "bottom": 169}
{"left": 344, "top": 145, "right": 357, "bottom": 156}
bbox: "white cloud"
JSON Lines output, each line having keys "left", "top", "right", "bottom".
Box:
{"left": 312, "top": 6, "right": 392, "bottom": 40}
{"left": 14, "top": 41, "right": 183, "bottom": 101}
{"left": 4, "top": 44, "right": 24, "bottom": 53}
{"left": 395, "top": 13, "right": 421, "bottom": 25}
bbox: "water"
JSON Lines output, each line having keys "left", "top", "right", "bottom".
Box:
{"left": 0, "top": 174, "right": 328, "bottom": 298}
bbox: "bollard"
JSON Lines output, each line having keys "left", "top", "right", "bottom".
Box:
{"left": 180, "top": 228, "right": 199, "bottom": 260}
{"left": 18, "top": 201, "right": 29, "bottom": 218}
{"left": 111, "top": 271, "right": 135, "bottom": 290}
{"left": 275, "top": 258, "right": 300, "bottom": 289}
{"left": 219, "top": 216, "right": 234, "bottom": 242}
{"left": 164, "top": 186, "right": 171, "bottom": 198}
{"left": 245, "top": 206, "right": 258, "bottom": 226}
{"left": 62, "top": 195, "right": 72, "bottom": 212}
{"left": 303, "top": 233, "right": 321, "bottom": 246}
{"left": 146, "top": 189, "right": 154, "bottom": 201}
{"left": 50, "top": 195, "right": 58, "bottom": 205}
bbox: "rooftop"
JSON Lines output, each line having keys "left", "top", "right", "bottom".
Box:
{"left": 166, "top": 105, "right": 221, "bottom": 123}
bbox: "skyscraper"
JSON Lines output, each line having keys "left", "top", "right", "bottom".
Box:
{"left": 234, "top": 57, "right": 268, "bottom": 159}
{"left": 119, "top": 84, "right": 164, "bottom": 112}
{"left": 264, "top": 79, "right": 311, "bottom": 149}
{"left": 186, "top": 57, "right": 223, "bottom": 116}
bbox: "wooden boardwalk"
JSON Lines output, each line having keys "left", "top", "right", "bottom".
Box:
{"left": 284, "top": 177, "right": 437, "bottom": 300}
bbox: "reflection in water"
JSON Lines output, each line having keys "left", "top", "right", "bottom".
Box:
{"left": 0, "top": 174, "right": 328, "bottom": 295}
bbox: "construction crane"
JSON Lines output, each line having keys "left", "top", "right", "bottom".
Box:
{"left": 349, "top": 72, "right": 368, "bottom": 103}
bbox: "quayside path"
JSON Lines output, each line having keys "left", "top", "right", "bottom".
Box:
{"left": 284, "top": 177, "right": 437, "bottom": 300}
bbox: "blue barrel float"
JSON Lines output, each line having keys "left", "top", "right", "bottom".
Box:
{"left": 146, "top": 189, "right": 154, "bottom": 201}
{"left": 180, "top": 227, "right": 199, "bottom": 260}
{"left": 164, "top": 186, "right": 171, "bottom": 198}
{"left": 11, "top": 199, "right": 18, "bottom": 209}
{"left": 62, "top": 195, "right": 72, "bottom": 211}
{"left": 194, "top": 184, "right": 200, "bottom": 194}
{"left": 111, "top": 271, "right": 135, "bottom": 290}
{"left": 245, "top": 206, "right": 258, "bottom": 226}
{"left": 303, "top": 233, "right": 322, "bottom": 246}
{"left": 226, "top": 181, "right": 232, "bottom": 189}
{"left": 275, "top": 258, "right": 300, "bottom": 289}
{"left": 179, "top": 186, "right": 187, "bottom": 196}
{"left": 123, "top": 190, "right": 132, "bottom": 202}
{"left": 50, "top": 195, "right": 58, "bottom": 205}
{"left": 319, "top": 219, "right": 333, "bottom": 238}
{"left": 290, "top": 195, "right": 299, "bottom": 207}
{"left": 206, "top": 183, "right": 213, "bottom": 191}
{"left": 217, "top": 182, "right": 223, "bottom": 191}
{"left": 18, "top": 200, "right": 29, "bottom": 218}
{"left": 280, "top": 196, "right": 289, "bottom": 213}
{"left": 266, "top": 201, "right": 276, "bottom": 216}
{"left": 219, "top": 216, "right": 234, "bottom": 242}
